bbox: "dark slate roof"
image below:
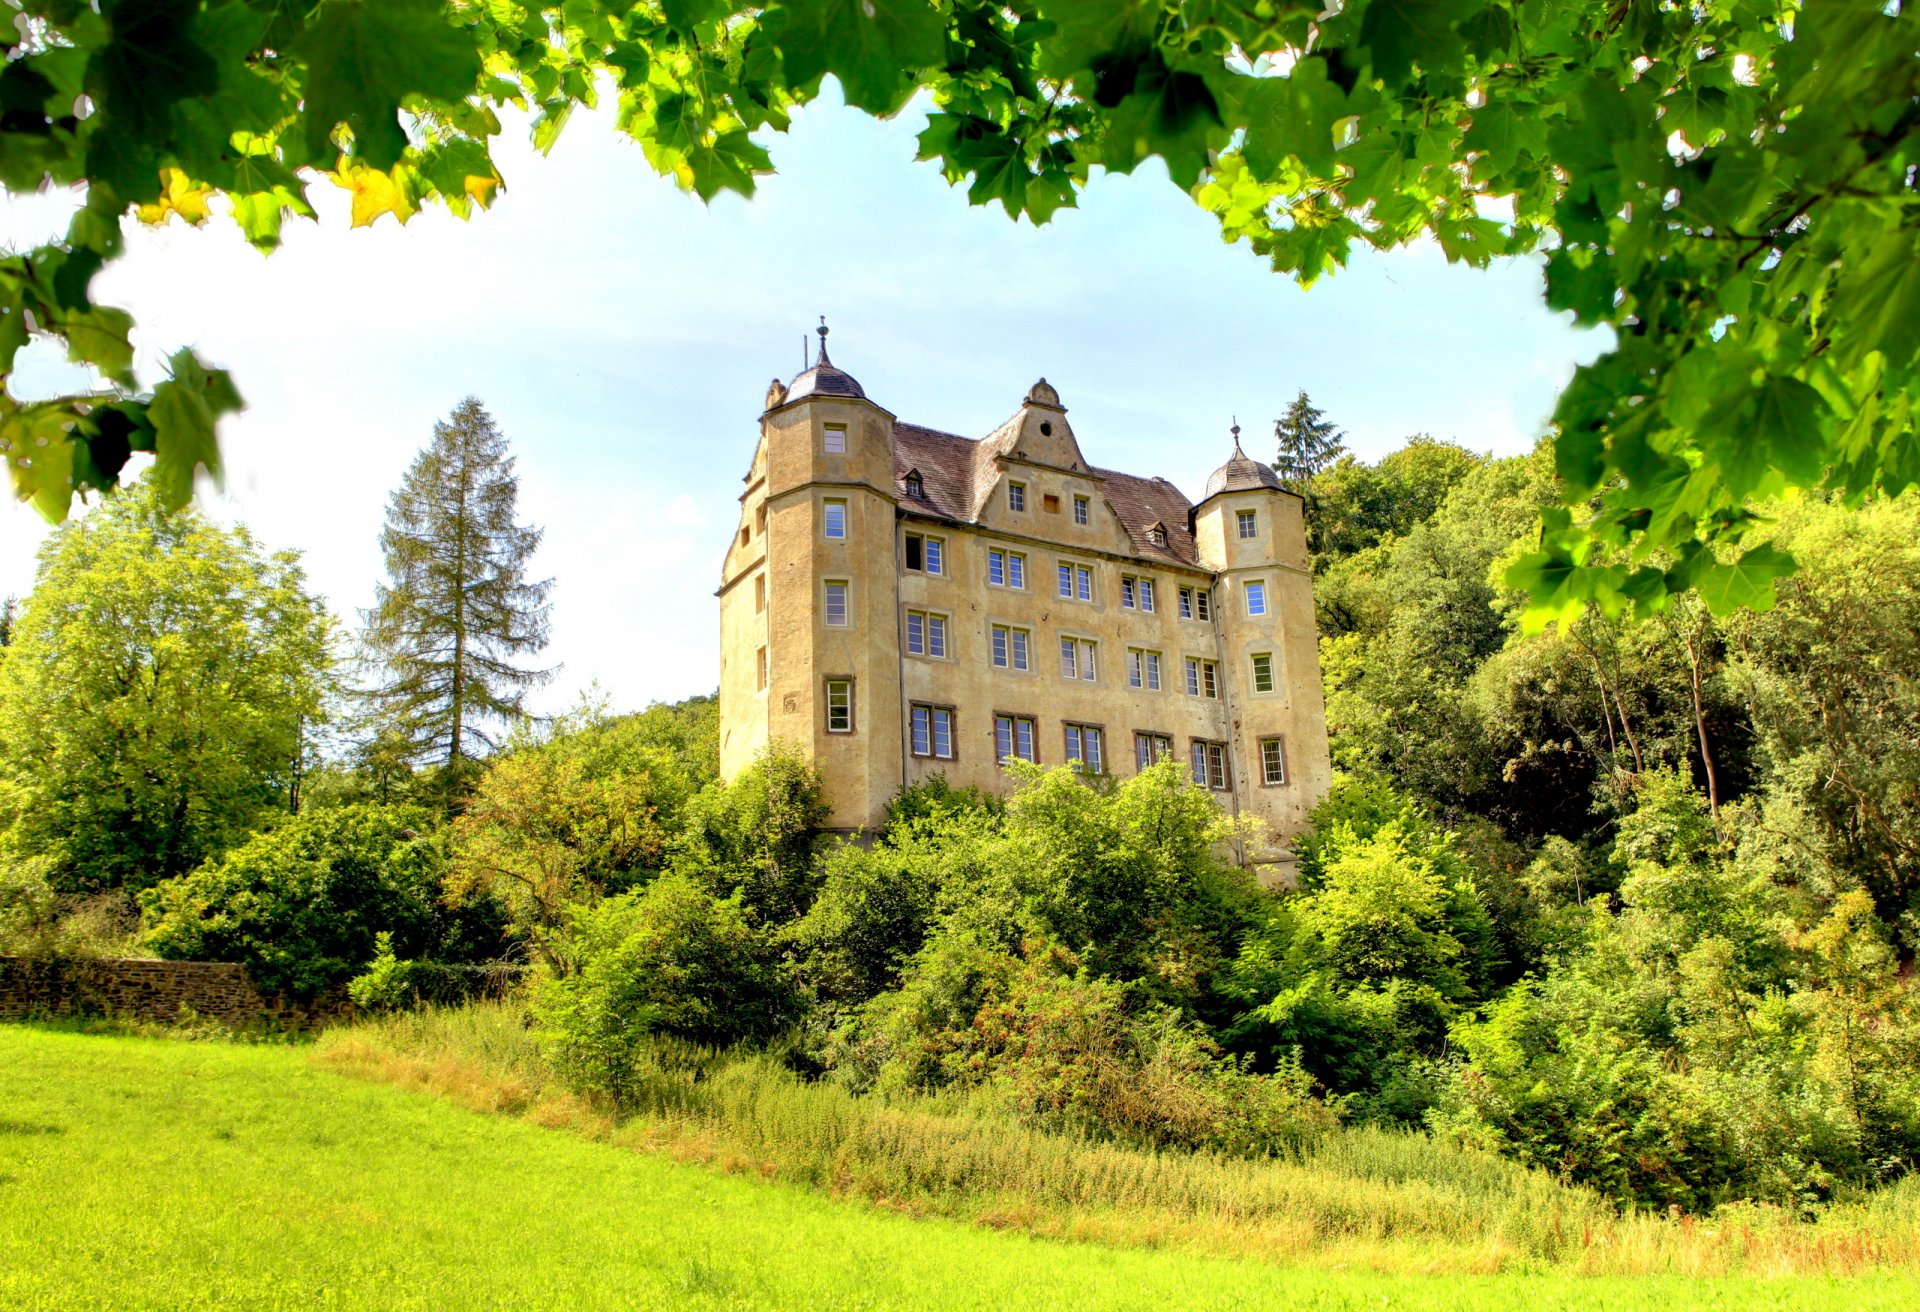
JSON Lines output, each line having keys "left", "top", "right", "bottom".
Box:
{"left": 785, "top": 361, "right": 865, "bottom": 401}
{"left": 889, "top": 421, "right": 1203, "bottom": 569}
{"left": 1204, "top": 445, "right": 1283, "bottom": 498}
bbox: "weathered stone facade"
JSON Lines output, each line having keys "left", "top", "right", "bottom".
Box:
{"left": 718, "top": 332, "right": 1332, "bottom": 881}
{"left": 0, "top": 956, "right": 351, "bottom": 1028}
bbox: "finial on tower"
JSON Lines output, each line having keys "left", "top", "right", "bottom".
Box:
{"left": 816, "top": 315, "right": 831, "bottom": 366}
{"left": 1230, "top": 417, "right": 1243, "bottom": 454}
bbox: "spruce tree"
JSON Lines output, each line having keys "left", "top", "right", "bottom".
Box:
{"left": 1273, "top": 390, "right": 1348, "bottom": 488}
{"left": 364, "top": 398, "right": 553, "bottom": 780}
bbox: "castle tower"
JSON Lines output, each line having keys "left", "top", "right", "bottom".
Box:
{"left": 1191, "top": 425, "right": 1332, "bottom": 866}
{"left": 718, "top": 322, "right": 903, "bottom": 831}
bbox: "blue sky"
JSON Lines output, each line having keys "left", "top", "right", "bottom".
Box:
{"left": 0, "top": 88, "right": 1606, "bottom": 716}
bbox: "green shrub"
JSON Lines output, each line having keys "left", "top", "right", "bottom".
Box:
{"left": 532, "top": 873, "right": 795, "bottom": 1102}
{"left": 141, "top": 804, "right": 488, "bottom": 999}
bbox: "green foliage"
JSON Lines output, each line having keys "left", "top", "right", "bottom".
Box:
{"left": 1272, "top": 390, "right": 1347, "bottom": 488}
{"left": 6, "top": 1, "right": 1912, "bottom": 624}
{"left": 140, "top": 802, "right": 484, "bottom": 1000}
{"left": 362, "top": 397, "right": 552, "bottom": 774}
{"left": 533, "top": 873, "right": 794, "bottom": 1100}
{"left": 673, "top": 741, "right": 830, "bottom": 925}
{"left": 0, "top": 478, "right": 331, "bottom": 891}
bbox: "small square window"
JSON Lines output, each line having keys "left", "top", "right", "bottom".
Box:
{"left": 1073, "top": 495, "right": 1089, "bottom": 525}
{"left": 824, "top": 425, "right": 847, "bottom": 454}
{"left": 1134, "top": 732, "right": 1172, "bottom": 771}
{"left": 1064, "top": 724, "right": 1105, "bottom": 774}
{"left": 824, "top": 499, "right": 848, "bottom": 540}
{"left": 1251, "top": 651, "right": 1275, "bottom": 693}
{"left": 1260, "top": 738, "right": 1287, "bottom": 786}
{"left": 1237, "top": 509, "right": 1257, "bottom": 539}
{"left": 1008, "top": 482, "right": 1027, "bottom": 512}
{"left": 1043, "top": 493, "right": 1061, "bottom": 513}
{"left": 824, "top": 580, "right": 849, "bottom": 628}
{"left": 825, "top": 679, "right": 854, "bottom": 733}
{"left": 1245, "top": 580, "right": 1268, "bottom": 617}
{"left": 995, "top": 714, "right": 1037, "bottom": 764}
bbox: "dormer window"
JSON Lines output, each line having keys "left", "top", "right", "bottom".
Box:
{"left": 1148, "top": 522, "right": 1168, "bottom": 549}
{"left": 904, "top": 470, "right": 924, "bottom": 499}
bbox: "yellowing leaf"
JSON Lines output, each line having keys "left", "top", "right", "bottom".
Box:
{"left": 333, "top": 163, "right": 422, "bottom": 228}
{"left": 132, "top": 169, "right": 216, "bottom": 227}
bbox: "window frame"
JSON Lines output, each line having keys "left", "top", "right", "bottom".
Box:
{"left": 755, "top": 645, "right": 768, "bottom": 691}
{"left": 824, "top": 423, "right": 848, "bottom": 454}
{"left": 1245, "top": 579, "right": 1269, "bottom": 617}
{"left": 1063, "top": 722, "right": 1106, "bottom": 774}
{"left": 1073, "top": 494, "right": 1089, "bottom": 525}
{"left": 904, "top": 531, "right": 945, "bottom": 575}
{"left": 1127, "top": 647, "right": 1163, "bottom": 691}
{"left": 1059, "top": 635, "right": 1097, "bottom": 682}
{"left": 824, "top": 678, "right": 855, "bottom": 733}
{"left": 1188, "top": 739, "right": 1230, "bottom": 790}
{"left": 1008, "top": 481, "right": 1027, "bottom": 512}
{"left": 1259, "top": 737, "right": 1288, "bottom": 787}
{"left": 1134, "top": 731, "right": 1173, "bottom": 771}
{"left": 1250, "top": 651, "right": 1276, "bottom": 694}
{"left": 987, "top": 547, "right": 1026, "bottom": 589}
{"left": 1056, "top": 559, "right": 1093, "bottom": 602}
{"left": 823, "top": 579, "right": 850, "bottom": 628}
{"left": 823, "top": 498, "right": 849, "bottom": 540}
{"left": 754, "top": 573, "right": 766, "bottom": 613}
{"left": 910, "top": 703, "right": 958, "bottom": 760}
{"left": 1236, "top": 509, "right": 1257, "bottom": 539}
{"left": 994, "top": 712, "right": 1038, "bottom": 764}
{"left": 991, "top": 623, "right": 1031, "bottom": 672}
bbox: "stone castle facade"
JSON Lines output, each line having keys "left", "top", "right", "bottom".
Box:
{"left": 717, "top": 329, "right": 1331, "bottom": 880}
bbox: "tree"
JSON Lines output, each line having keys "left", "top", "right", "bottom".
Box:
{"left": 363, "top": 397, "right": 552, "bottom": 778}
{"left": 0, "top": 478, "right": 331, "bottom": 891}
{"left": 4, "top": 3, "right": 1912, "bottom": 624}
{"left": 1272, "top": 391, "right": 1347, "bottom": 488}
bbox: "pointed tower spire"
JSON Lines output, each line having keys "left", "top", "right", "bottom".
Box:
{"left": 1230, "top": 417, "right": 1244, "bottom": 455}
{"left": 816, "top": 315, "right": 832, "bottom": 367}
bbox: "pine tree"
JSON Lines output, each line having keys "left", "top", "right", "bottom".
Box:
{"left": 1273, "top": 390, "right": 1348, "bottom": 487}
{"left": 364, "top": 398, "right": 553, "bottom": 779}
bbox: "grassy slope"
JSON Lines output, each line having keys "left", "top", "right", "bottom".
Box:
{"left": 1, "top": 1028, "right": 1913, "bottom": 1311}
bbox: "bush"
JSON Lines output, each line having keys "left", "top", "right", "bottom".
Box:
{"left": 141, "top": 804, "right": 488, "bottom": 999}
{"left": 532, "top": 873, "right": 795, "bottom": 1102}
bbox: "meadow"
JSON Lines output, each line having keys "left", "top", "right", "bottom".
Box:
{"left": 4, "top": 1022, "right": 1917, "bottom": 1311}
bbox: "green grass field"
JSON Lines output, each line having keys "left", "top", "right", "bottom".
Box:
{"left": 2, "top": 1026, "right": 1915, "bottom": 1311}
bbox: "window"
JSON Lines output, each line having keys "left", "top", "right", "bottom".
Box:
{"left": 1064, "top": 724, "right": 1105, "bottom": 773}
{"left": 911, "top": 705, "right": 956, "bottom": 759}
{"left": 739, "top": 526, "right": 750, "bottom": 548}
{"left": 1139, "top": 577, "right": 1156, "bottom": 612}
{"left": 1060, "top": 636, "right": 1096, "bottom": 681}
{"left": 1189, "top": 740, "right": 1229, "bottom": 790}
{"left": 1251, "top": 651, "right": 1276, "bottom": 693}
{"left": 825, "top": 679, "right": 854, "bottom": 733}
{"left": 1259, "top": 737, "right": 1287, "bottom": 786}
{"left": 1245, "top": 580, "right": 1268, "bottom": 617}
{"left": 987, "top": 548, "right": 1025, "bottom": 589}
{"left": 1184, "top": 657, "right": 1219, "bottom": 698}
{"left": 1237, "top": 509, "right": 1257, "bottom": 539}
{"left": 1134, "top": 732, "right": 1173, "bottom": 771}
{"left": 1056, "top": 561, "right": 1092, "bottom": 602}
{"left": 906, "top": 610, "right": 947, "bottom": 658}
{"left": 905, "top": 532, "right": 944, "bottom": 574}
{"left": 1178, "top": 588, "right": 1192, "bottom": 620}
{"left": 755, "top": 646, "right": 767, "bottom": 691}
{"left": 1073, "top": 495, "right": 1089, "bottom": 525}
{"left": 1149, "top": 523, "right": 1168, "bottom": 548}
{"left": 1008, "top": 481, "right": 1027, "bottom": 512}
{"left": 754, "top": 574, "right": 766, "bottom": 613}
{"left": 995, "top": 714, "right": 1037, "bottom": 763}
{"left": 1121, "top": 575, "right": 1156, "bottom": 612}
{"left": 755, "top": 504, "right": 767, "bottom": 535}
{"left": 904, "top": 471, "right": 923, "bottom": 498}
{"left": 1196, "top": 588, "right": 1211, "bottom": 621}
{"left": 991, "top": 624, "right": 1030, "bottom": 671}
{"left": 1127, "top": 648, "right": 1162, "bottom": 691}
{"left": 823, "top": 499, "right": 848, "bottom": 539}
{"left": 824, "top": 424, "right": 847, "bottom": 454}
{"left": 824, "top": 580, "right": 849, "bottom": 627}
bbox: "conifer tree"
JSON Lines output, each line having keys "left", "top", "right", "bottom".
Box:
{"left": 364, "top": 399, "right": 553, "bottom": 781}
{"left": 1273, "top": 391, "right": 1348, "bottom": 489}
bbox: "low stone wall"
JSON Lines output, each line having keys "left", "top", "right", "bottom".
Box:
{"left": 0, "top": 955, "right": 352, "bottom": 1028}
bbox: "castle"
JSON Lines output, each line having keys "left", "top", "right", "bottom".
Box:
{"left": 717, "top": 326, "right": 1331, "bottom": 881}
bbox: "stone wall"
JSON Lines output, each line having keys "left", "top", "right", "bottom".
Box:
{"left": 0, "top": 955, "right": 351, "bottom": 1028}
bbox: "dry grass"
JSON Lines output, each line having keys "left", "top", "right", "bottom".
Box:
{"left": 313, "top": 1002, "right": 1920, "bottom": 1279}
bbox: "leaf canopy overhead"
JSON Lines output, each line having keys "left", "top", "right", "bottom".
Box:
{"left": 1, "top": 0, "right": 1915, "bottom": 621}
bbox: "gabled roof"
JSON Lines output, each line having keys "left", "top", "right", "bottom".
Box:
{"left": 888, "top": 421, "right": 1203, "bottom": 569}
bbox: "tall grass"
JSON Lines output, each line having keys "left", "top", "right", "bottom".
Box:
{"left": 314, "top": 1002, "right": 1920, "bottom": 1278}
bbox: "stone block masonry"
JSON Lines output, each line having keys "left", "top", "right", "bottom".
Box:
{"left": 0, "top": 955, "right": 351, "bottom": 1028}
